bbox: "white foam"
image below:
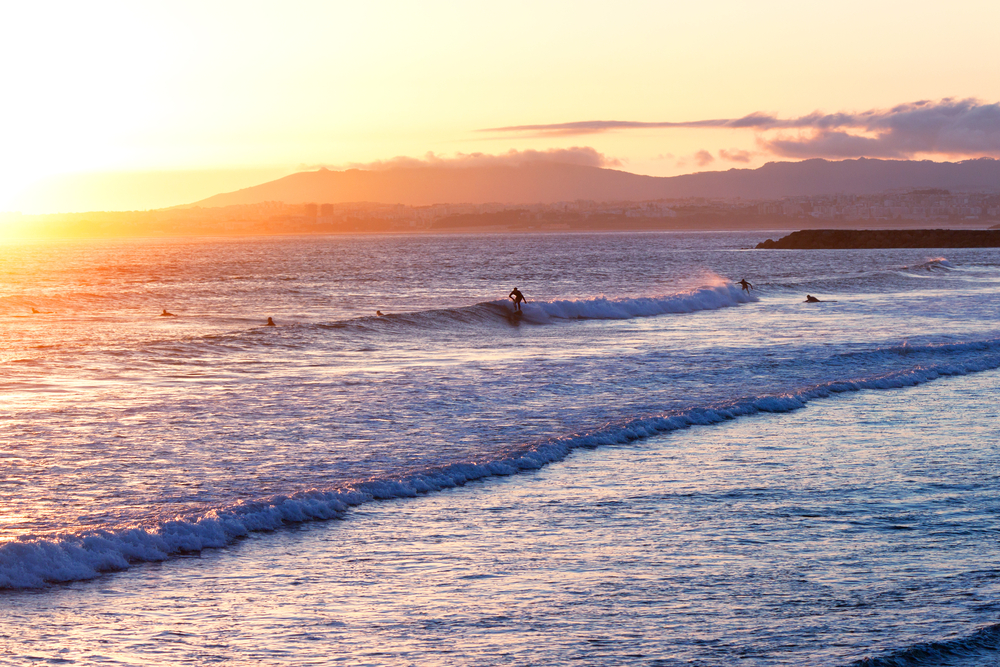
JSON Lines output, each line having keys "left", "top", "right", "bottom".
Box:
{"left": 518, "top": 283, "right": 755, "bottom": 323}
{"left": 3, "top": 338, "right": 999, "bottom": 590}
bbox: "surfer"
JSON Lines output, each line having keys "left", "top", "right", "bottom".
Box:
{"left": 805, "top": 295, "right": 820, "bottom": 303}
{"left": 737, "top": 278, "right": 753, "bottom": 293}
{"left": 376, "top": 310, "right": 384, "bottom": 316}
{"left": 160, "top": 309, "right": 176, "bottom": 317}
{"left": 508, "top": 287, "right": 527, "bottom": 312}
{"left": 266, "top": 317, "right": 276, "bottom": 326}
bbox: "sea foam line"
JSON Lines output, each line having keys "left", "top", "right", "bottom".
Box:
{"left": 3, "top": 341, "right": 999, "bottom": 590}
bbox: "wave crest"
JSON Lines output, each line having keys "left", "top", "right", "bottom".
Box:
{"left": 517, "top": 283, "right": 756, "bottom": 323}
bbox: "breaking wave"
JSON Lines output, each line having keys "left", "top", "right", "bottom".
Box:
{"left": 345, "top": 282, "right": 757, "bottom": 331}
{"left": 902, "top": 257, "right": 956, "bottom": 273}
{"left": 3, "top": 337, "right": 1000, "bottom": 590}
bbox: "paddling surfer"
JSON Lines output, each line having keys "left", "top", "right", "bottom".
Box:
{"left": 508, "top": 287, "right": 527, "bottom": 312}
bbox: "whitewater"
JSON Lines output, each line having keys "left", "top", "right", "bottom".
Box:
{"left": 2, "top": 231, "right": 1000, "bottom": 666}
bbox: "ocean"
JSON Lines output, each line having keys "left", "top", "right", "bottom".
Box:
{"left": 2, "top": 231, "right": 999, "bottom": 666}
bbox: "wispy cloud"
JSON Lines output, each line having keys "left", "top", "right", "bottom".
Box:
{"left": 304, "top": 147, "right": 621, "bottom": 172}
{"left": 480, "top": 119, "right": 736, "bottom": 135}
{"left": 482, "top": 99, "right": 1000, "bottom": 160}
{"left": 718, "top": 148, "right": 753, "bottom": 163}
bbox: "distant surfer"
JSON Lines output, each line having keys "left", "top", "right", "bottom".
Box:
{"left": 805, "top": 295, "right": 820, "bottom": 303}
{"left": 376, "top": 310, "right": 384, "bottom": 316}
{"left": 508, "top": 287, "right": 527, "bottom": 312}
{"left": 266, "top": 317, "right": 275, "bottom": 326}
{"left": 737, "top": 278, "right": 753, "bottom": 293}
{"left": 160, "top": 309, "right": 176, "bottom": 317}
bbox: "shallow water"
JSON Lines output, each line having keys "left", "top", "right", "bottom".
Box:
{"left": 5, "top": 371, "right": 1000, "bottom": 666}
{"left": 2, "top": 232, "right": 999, "bottom": 665}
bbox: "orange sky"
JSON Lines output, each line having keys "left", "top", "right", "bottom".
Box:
{"left": 4, "top": 0, "right": 1000, "bottom": 214}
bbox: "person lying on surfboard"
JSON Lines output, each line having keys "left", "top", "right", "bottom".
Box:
{"left": 509, "top": 287, "right": 527, "bottom": 312}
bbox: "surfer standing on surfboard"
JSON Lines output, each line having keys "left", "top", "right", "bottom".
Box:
{"left": 509, "top": 287, "right": 527, "bottom": 312}
{"left": 737, "top": 278, "right": 753, "bottom": 293}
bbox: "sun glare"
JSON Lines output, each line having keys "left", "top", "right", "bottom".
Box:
{"left": 2, "top": 0, "right": 1000, "bottom": 215}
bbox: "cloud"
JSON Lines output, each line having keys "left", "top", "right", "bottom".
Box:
{"left": 694, "top": 150, "right": 715, "bottom": 166}
{"left": 718, "top": 148, "right": 753, "bottom": 163}
{"left": 759, "top": 99, "right": 1000, "bottom": 158}
{"left": 309, "top": 147, "right": 622, "bottom": 171}
{"left": 759, "top": 131, "right": 905, "bottom": 159}
{"left": 483, "top": 99, "right": 1000, "bottom": 160}
{"left": 481, "top": 119, "right": 746, "bottom": 134}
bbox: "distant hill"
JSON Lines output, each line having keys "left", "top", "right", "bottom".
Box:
{"left": 189, "top": 157, "right": 1000, "bottom": 207}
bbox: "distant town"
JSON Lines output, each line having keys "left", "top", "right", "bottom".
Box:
{"left": 4, "top": 189, "right": 1000, "bottom": 239}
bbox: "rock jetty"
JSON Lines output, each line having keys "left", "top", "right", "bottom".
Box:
{"left": 756, "top": 229, "right": 1000, "bottom": 249}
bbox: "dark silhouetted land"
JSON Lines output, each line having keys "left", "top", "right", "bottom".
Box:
{"left": 757, "top": 229, "right": 1000, "bottom": 249}
{"left": 6, "top": 158, "right": 1000, "bottom": 239}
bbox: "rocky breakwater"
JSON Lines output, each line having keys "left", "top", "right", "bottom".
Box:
{"left": 756, "top": 229, "right": 1000, "bottom": 249}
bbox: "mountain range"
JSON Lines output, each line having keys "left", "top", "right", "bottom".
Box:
{"left": 190, "top": 157, "right": 1000, "bottom": 208}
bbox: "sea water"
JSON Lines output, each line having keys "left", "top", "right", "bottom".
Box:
{"left": 1, "top": 232, "right": 999, "bottom": 665}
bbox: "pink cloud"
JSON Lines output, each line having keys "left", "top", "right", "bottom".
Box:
{"left": 718, "top": 148, "right": 753, "bottom": 163}
{"left": 694, "top": 150, "right": 715, "bottom": 167}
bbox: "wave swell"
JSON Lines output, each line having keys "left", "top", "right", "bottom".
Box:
{"left": 851, "top": 623, "right": 1000, "bottom": 666}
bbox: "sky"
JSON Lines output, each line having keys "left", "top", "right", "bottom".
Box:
{"left": 3, "top": 0, "right": 1000, "bottom": 213}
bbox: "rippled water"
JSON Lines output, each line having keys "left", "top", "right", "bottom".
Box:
{"left": 2, "top": 232, "right": 1000, "bottom": 665}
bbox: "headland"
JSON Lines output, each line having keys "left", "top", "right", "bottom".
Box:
{"left": 756, "top": 229, "right": 1000, "bottom": 249}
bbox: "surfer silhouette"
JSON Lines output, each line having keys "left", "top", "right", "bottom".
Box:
{"left": 508, "top": 287, "right": 526, "bottom": 312}
{"left": 737, "top": 278, "right": 753, "bottom": 293}
{"left": 376, "top": 310, "right": 384, "bottom": 316}
{"left": 805, "top": 295, "right": 820, "bottom": 303}
{"left": 160, "top": 309, "right": 176, "bottom": 317}
{"left": 266, "top": 317, "right": 276, "bottom": 326}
